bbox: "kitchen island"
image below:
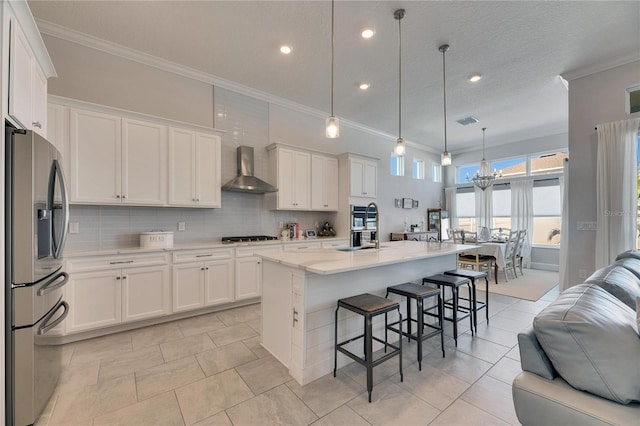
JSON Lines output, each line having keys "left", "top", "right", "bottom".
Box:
{"left": 259, "top": 240, "right": 473, "bottom": 385}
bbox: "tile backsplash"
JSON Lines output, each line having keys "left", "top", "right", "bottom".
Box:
{"left": 66, "top": 191, "right": 336, "bottom": 251}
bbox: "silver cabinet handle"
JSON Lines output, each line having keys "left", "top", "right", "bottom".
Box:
{"left": 37, "top": 301, "right": 69, "bottom": 336}
{"left": 32, "top": 121, "right": 42, "bottom": 128}
{"left": 196, "top": 254, "right": 213, "bottom": 258}
{"left": 196, "top": 198, "right": 200, "bottom": 202}
{"left": 292, "top": 308, "right": 298, "bottom": 327}
{"left": 116, "top": 195, "right": 121, "bottom": 198}
{"left": 122, "top": 195, "right": 126, "bottom": 199}
{"left": 122, "top": 276, "right": 127, "bottom": 280}
{"left": 201, "top": 267, "right": 205, "bottom": 271}
{"left": 116, "top": 276, "right": 121, "bottom": 280}
{"left": 37, "top": 272, "right": 69, "bottom": 296}
{"left": 109, "top": 260, "right": 134, "bottom": 265}
{"left": 324, "top": 204, "right": 329, "bottom": 207}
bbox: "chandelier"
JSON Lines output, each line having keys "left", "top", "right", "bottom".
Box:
{"left": 472, "top": 127, "right": 497, "bottom": 190}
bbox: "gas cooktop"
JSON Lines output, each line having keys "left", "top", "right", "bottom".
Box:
{"left": 221, "top": 235, "right": 279, "bottom": 244}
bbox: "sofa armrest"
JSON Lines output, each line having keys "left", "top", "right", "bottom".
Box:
{"left": 518, "top": 325, "right": 557, "bottom": 380}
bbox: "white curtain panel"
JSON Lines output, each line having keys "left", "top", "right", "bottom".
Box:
{"left": 511, "top": 179, "right": 533, "bottom": 268}
{"left": 475, "top": 186, "right": 493, "bottom": 230}
{"left": 559, "top": 159, "right": 569, "bottom": 291}
{"left": 595, "top": 118, "right": 640, "bottom": 268}
{"left": 444, "top": 187, "right": 458, "bottom": 229}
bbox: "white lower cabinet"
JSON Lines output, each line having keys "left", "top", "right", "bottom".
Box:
{"left": 234, "top": 257, "right": 261, "bottom": 300}
{"left": 122, "top": 265, "right": 171, "bottom": 322}
{"left": 66, "top": 269, "right": 122, "bottom": 333}
{"left": 173, "top": 259, "right": 234, "bottom": 312}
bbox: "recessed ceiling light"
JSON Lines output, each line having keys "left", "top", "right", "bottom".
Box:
{"left": 359, "top": 82, "right": 371, "bottom": 90}
{"left": 279, "top": 45, "right": 292, "bottom": 54}
{"left": 361, "top": 28, "right": 375, "bottom": 39}
{"left": 469, "top": 73, "right": 482, "bottom": 82}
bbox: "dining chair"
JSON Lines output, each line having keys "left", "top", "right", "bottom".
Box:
{"left": 500, "top": 230, "right": 520, "bottom": 281}
{"left": 457, "top": 232, "right": 494, "bottom": 279}
{"left": 490, "top": 227, "right": 511, "bottom": 241}
{"left": 451, "top": 229, "right": 465, "bottom": 244}
{"left": 464, "top": 231, "right": 478, "bottom": 243}
{"left": 514, "top": 229, "right": 527, "bottom": 275}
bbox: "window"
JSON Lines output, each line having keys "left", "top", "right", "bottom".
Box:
{"left": 532, "top": 184, "right": 561, "bottom": 245}
{"left": 457, "top": 163, "right": 480, "bottom": 184}
{"left": 412, "top": 159, "right": 425, "bottom": 180}
{"left": 432, "top": 163, "right": 442, "bottom": 183}
{"left": 492, "top": 188, "right": 512, "bottom": 229}
{"left": 456, "top": 191, "right": 476, "bottom": 231}
{"left": 491, "top": 156, "right": 526, "bottom": 179}
{"left": 531, "top": 151, "right": 568, "bottom": 175}
{"left": 390, "top": 154, "right": 404, "bottom": 176}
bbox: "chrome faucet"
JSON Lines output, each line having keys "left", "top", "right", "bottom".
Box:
{"left": 365, "top": 202, "right": 379, "bottom": 249}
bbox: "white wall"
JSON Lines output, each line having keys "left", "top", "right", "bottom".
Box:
{"left": 45, "top": 34, "right": 444, "bottom": 250}
{"left": 566, "top": 60, "right": 640, "bottom": 285}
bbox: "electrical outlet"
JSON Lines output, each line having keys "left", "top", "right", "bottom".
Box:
{"left": 578, "top": 269, "right": 588, "bottom": 279}
{"left": 178, "top": 222, "right": 186, "bottom": 232}
{"left": 69, "top": 222, "right": 80, "bottom": 234}
{"left": 279, "top": 221, "right": 284, "bottom": 229}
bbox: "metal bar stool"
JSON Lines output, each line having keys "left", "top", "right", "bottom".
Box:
{"left": 334, "top": 293, "right": 403, "bottom": 403}
{"left": 385, "top": 282, "right": 444, "bottom": 370}
{"left": 422, "top": 274, "right": 473, "bottom": 346}
{"left": 444, "top": 269, "right": 489, "bottom": 333}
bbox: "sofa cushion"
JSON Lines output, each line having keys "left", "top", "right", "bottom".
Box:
{"left": 533, "top": 284, "right": 640, "bottom": 404}
{"left": 615, "top": 249, "right": 640, "bottom": 261}
{"left": 517, "top": 325, "right": 557, "bottom": 380}
{"left": 584, "top": 265, "right": 640, "bottom": 310}
{"left": 637, "top": 297, "right": 640, "bottom": 337}
{"left": 614, "top": 257, "right": 640, "bottom": 280}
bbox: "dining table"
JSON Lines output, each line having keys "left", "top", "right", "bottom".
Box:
{"left": 462, "top": 241, "right": 508, "bottom": 284}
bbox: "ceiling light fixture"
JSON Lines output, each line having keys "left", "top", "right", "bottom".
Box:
{"left": 361, "top": 28, "right": 375, "bottom": 39}
{"left": 469, "top": 73, "right": 482, "bottom": 82}
{"left": 393, "top": 9, "right": 406, "bottom": 157}
{"left": 472, "top": 127, "right": 497, "bottom": 191}
{"left": 279, "top": 45, "right": 292, "bottom": 54}
{"left": 359, "top": 82, "right": 370, "bottom": 90}
{"left": 326, "top": 0, "right": 339, "bottom": 139}
{"left": 439, "top": 44, "right": 451, "bottom": 166}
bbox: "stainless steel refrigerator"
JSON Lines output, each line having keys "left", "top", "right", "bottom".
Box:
{"left": 5, "top": 126, "right": 70, "bottom": 426}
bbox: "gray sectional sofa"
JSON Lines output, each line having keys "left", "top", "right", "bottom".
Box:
{"left": 512, "top": 251, "right": 640, "bottom": 425}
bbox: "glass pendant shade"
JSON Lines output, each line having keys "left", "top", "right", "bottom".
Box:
{"left": 326, "top": 116, "right": 339, "bottom": 138}
{"left": 394, "top": 138, "right": 406, "bottom": 156}
{"left": 441, "top": 151, "right": 451, "bottom": 166}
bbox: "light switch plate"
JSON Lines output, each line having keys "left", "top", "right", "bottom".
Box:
{"left": 69, "top": 222, "right": 79, "bottom": 234}
{"left": 178, "top": 222, "right": 186, "bottom": 231}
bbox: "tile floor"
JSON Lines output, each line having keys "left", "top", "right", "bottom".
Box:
{"left": 37, "top": 284, "right": 560, "bottom": 426}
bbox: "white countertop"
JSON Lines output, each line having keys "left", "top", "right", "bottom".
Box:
{"left": 64, "top": 237, "right": 347, "bottom": 258}
{"left": 258, "top": 240, "right": 476, "bottom": 275}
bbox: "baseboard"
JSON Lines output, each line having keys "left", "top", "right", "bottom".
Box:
{"left": 530, "top": 262, "right": 560, "bottom": 272}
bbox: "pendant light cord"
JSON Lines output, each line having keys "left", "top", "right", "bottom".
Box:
{"left": 442, "top": 47, "right": 447, "bottom": 153}
{"left": 395, "top": 9, "right": 405, "bottom": 140}
{"left": 330, "top": 0, "right": 334, "bottom": 117}
{"left": 482, "top": 127, "right": 487, "bottom": 159}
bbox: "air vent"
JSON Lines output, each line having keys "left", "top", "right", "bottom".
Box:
{"left": 456, "top": 116, "right": 479, "bottom": 126}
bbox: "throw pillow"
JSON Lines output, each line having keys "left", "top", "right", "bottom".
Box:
{"left": 534, "top": 284, "right": 640, "bottom": 404}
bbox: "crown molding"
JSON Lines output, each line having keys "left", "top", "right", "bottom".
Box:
{"left": 562, "top": 51, "right": 640, "bottom": 82}
{"left": 36, "top": 19, "right": 438, "bottom": 155}
{"left": 9, "top": 2, "right": 56, "bottom": 77}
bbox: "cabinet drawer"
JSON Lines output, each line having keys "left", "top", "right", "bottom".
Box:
{"left": 66, "top": 253, "right": 170, "bottom": 273}
{"left": 172, "top": 248, "right": 233, "bottom": 263}
{"left": 284, "top": 242, "right": 322, "bottom": 251}
{"left": 321, "top": 239, "right": 349, "bottom": 249}
{"left": 235, "top": 244, "right": 283, "bottom": 258}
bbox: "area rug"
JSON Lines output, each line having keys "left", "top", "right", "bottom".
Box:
{"left": 487, "top": 268, "right": 559, "bottom": 301}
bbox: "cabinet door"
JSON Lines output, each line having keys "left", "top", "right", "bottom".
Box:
{"left": 8, "top": 18, "right": 32, "bottom": 129}
{"left": 47, "top": 104, "right": 69, "bottom": 170}
{"left": 235, "top": 256, "right": 261, "bottom": 300}
{"left": 277, "top": 148, "right": 295, "bottom": 208}
{"left": 195, "top": 133, "right": 221, "bottom": 207}
{"left": 30, "top": 65, "right": 47, "bottom": 138}
{"left": 122, "top": 265, "right": 171, "bottom": 322}
{"left": 312, "top": 155, "right": 338, "bottom": 210}
{"left": 292, "top": 151, "right": 311, "bottom": 209}
{"left": 168, "top": 128, "right": 196, "bottom": 206}
{"left": 122, "top": 119, "right": 167, "bottom": 205}
{"left": 66, "top": 270, "right": 122, "bottom": 333}
{"left": 350, "top": 159, "right": 365, "bottom": 197}
{"left": 172, "top": 263, "right": 204, "bottom": 312}
{"left": 362, "top": 160, "right": 377, "bottom": 198}
{"left": 69, "top": 108, "right": 122, "bottom": 203}
{"left": 204, "top": 259, "right": 234, "bottom": 306}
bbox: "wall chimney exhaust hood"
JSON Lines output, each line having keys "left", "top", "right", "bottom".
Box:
{"left": 222, "top": 146, "right": 278, "bottom": 193}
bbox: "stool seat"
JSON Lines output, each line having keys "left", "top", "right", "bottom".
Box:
{"left": 387, "top": 282, "right": 440, "bottom": 299}
{"left": 339, "top": 293, "right": 399, "bottom": 314}
{"left": 422, "top": 274, "right": 469, "bottom": 287}
{"left": 445, "top": 269, "right": 487, "bottom": 279}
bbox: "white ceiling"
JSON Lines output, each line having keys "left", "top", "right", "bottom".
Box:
{"left": 28, "top": 1, "right": 640, "bottom": 153}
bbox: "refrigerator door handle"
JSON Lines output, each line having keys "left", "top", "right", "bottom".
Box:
{"left": 37, "top": 300, "right": 69, "bottom": 336}
{"left": 36, "top": 271, "right": 69, "bottom": 296}
{"left": 48, "top": 159, "right": 69, "bottom": 259}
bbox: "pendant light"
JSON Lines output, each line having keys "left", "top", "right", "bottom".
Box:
{"left": 472, "top": 127, "right": 497, "bottom": 190}
{"left": 325, "top": 0, "right": 339, "bottom": 138}
{"left": 439, "top": 44, "right": 451, "bottom": 166}
{"left": 393, "top": 9, "right": 406, "bottom": 156}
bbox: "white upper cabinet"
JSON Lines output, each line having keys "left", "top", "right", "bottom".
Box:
{"left": 30, "top": 63, "right": 48, "bottom": 137}
{"left": 8, "top": 17, "right": 33, "bottom": 130}
{"left": 168, "top": 128, "right": 221, "bottom": 208}
{"left": 311, "top": 154, "right": 338, "bottom": 211}
{"left": 122, "top": 118, "right": 167, "bottom": 205}
{"left": 349, "top": 157, "right": 377, "bottom": 198}
{"left": 275, "top": 147, "right": 311, "bottom": 210}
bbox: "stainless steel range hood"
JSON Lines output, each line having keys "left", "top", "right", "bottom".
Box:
{"left": 222, "top": 146, "right": 278, "bottom": 193}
